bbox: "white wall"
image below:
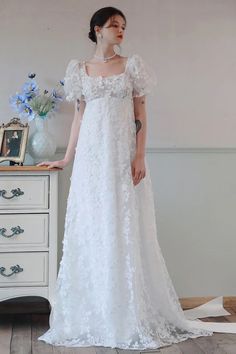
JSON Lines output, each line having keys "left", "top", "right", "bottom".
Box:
{"left": 1, "top": 0, "right": 236, "bottom": 297}
{"left": 148, "top": 148, "right": 236, "bottom": 297}
{"left": 1, "top": 0, "right": 236, "bottom": 147}
{"left": 53, "top": 147, "right": 236, "bottom": 298}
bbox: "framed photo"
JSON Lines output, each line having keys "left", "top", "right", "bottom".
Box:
{"left": 0, "top": 118, "right": 29, "bottom": 165}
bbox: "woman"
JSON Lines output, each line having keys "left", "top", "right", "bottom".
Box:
{"left": 37, "top": 6, "right": 215, "bottom": 350}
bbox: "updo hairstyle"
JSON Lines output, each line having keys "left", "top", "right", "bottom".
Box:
{"left": 88, "top": 6, "right": 126, "bottom": 44}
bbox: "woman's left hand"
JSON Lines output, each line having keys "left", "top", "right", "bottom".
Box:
{"left": 131, "top": 155, "right": 146, "bottom": 186}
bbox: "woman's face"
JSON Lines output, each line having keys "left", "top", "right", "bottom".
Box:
{"left": 97, "top": 15, "right": 126, "bottom": 45}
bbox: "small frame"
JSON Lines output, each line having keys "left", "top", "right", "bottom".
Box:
{"left": 0, "top": 118, "right": 29, "bottom": 165}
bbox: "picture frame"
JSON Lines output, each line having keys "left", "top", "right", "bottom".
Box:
{"left": 0, "top": 117, "right": 29, "bottom": 165}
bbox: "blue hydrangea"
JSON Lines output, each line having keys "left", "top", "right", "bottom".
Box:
{"left": 18, "top": 103, "right": 35, "bottom": 121}
{"left": 10, "top": 73, "right": 65, "bottom": 121}
{"left": 22, "top": 80, "right": 39, "bottom": 100}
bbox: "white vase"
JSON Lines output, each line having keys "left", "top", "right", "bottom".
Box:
{"left": 27, "top": 114, "right": 57, "bottom": 163}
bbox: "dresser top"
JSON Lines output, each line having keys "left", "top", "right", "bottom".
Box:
{"left": 0, "top": 166, "right": 62, "bottom": 171}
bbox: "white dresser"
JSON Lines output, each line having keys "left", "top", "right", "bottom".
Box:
{"left": 0, "top": 166, "right": 59, "bottom": 309}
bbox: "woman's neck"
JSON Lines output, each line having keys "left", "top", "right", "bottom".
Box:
{"left": 94, "top": 45, "right": 116, "bottom": 59}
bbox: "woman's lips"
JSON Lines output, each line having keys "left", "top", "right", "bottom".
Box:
{"left": 117, "top": 35, "right": 123, "bottom": 39}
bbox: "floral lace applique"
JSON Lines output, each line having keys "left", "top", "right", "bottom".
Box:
{"left": 37, "top": 54, "right": 213, "bottom": 350}
{"left": 63, "top": 54, "right": 157, "bottom": 103}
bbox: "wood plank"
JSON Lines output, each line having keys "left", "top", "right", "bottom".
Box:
{"left": 223, "top": 298, "right": 236, "bottom": 308}
{"left": 31, "top": 314, "right": 53, "bottom": 354}
{"left": 69, "top": 348, "right": 97, "bottom": 354}
{"left": 0, "top": 313, "right": 13, "bottom": 354}
{"left": 215, "top": 343, "right": 236, "bottom": 353}
{"left": 223, "top": 307, "right": 236, "bottom": 316}
{"left": 52, "top": 344, "right": 97, "bottom": 353}
{"left": 11, "top": 313, "right": 31, "bottom": 354}
{"left": 119, "top": 347, "right": 159, "bottom": 353}
{"left": 118, "top": 348, "right": 143, "bottom": 354}
{"left": 193, "top": 333, "right": 234, "bottom": 354}
{"left": 180, "top": 297, "right": 236, "bottom": 310}
{"left": 228, "top": 307, "right": 236, "bottom": 315}
{"left": 202, "top": 332, "right": 236, "bottom": 353}
{"left": 32, "top": 313, "right": 97, "bottom": 354}
{"left": 160, "top": 344, "right": 182, "bottom": 353}
{"left": 177, "top": 338, "right": 205, "bottom": 353}
{"left": 95, "top": 346, "right": 118, "bottom": 354}
{"left": 140, "top": 349, "right": 161, "bottom": 354}
{"left": 224, "top": 314, "right": 236, "bottom": 322}
{"left": 180, "top": 297, "right": 216, "bottom": 310}
{"left": 2, "top": 307, "right": 236, "bottom": 354}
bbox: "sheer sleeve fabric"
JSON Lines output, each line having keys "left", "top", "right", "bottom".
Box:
{"left": 129, "top": 54, "right": 157, "bottom": 97}
{"left": 63, "top": 59, "right": 84, "bottom": 102}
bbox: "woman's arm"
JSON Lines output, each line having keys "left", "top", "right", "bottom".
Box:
{"left": 36, "top": 99, "right": 86, "bottom": 168}
{"left": 63, "top": 99, "right": 86, "bottom": 165}
{"left": 131, "top": 95, "right": 147, "bottom": 185}
{"left": 133, "top": 95, "right": 147, "bottom": 158}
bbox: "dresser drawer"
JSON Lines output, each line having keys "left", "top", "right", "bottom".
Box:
{"left": 0, "top": 214, "right": 48, "bottom": 248}
{"left": 0, "top": 176, "right": 49, "bottom": 209}
{"left": 0, "top": 252, "right": 48, "bottom": 287}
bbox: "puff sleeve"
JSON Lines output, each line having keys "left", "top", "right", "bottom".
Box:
{"left": 63, "top": 59, "right": 84, "bottom": 102}
{"left": 129, "top": 54, "right": 157, "bottom": 97}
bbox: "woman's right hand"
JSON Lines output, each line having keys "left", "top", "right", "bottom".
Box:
{"left": 36, "top": 159, "right": 68, "bottom": 169}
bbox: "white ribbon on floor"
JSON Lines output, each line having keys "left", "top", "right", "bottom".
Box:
{"left": 183, "top": 296, "right": 236, "bottom": 333}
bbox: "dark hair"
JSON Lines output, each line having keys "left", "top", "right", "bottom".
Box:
{"left": 88, "top": 6, "right": 126, "bottom": 43}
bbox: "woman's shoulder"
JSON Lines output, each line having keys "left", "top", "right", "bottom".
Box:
{"left": 128, "top": 53, "right": 146, "bottom": 65}
{"left": 65, "top": 59, "right": 85, "bottom": 75}
{"left": 126, "top": 53, "right": 147, "bottom": 71}
{"left": 64, "top": 59, "right": 84, "bottom": 102}
{"left": 125, "top": 54, "right": 148, "bottom": 77}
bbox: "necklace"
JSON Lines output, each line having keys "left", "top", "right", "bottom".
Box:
{"left": 94, "top": 52, "right": 117, "bottom": 63}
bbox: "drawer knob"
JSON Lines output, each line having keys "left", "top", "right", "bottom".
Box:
{"left": 0, "top": 226, "right": 25, "bottom": 238}
{"left": 0, "top": 188, "right": 24, "bottom": 200}
{"left": 0, "top": 264, "right": 24, "bottom": 277}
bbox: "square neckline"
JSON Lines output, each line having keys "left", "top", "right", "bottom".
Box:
{"left": 81, "top": 56, "right": 131, "bottom": 79}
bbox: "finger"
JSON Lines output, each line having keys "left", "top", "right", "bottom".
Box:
{"left": 37, "top": 163, "right": 47, "bottom": 167}
{"left": 140, "top": 170, "right": 145, "bottom": 178}
{"left": 37, "top": 161, "right": 49, "bottom": 166}
{"left": 136, "top": 174, "right": 143, "bottom": 184}
{"left": 38, "top": 162, "right": 52, "bottom": 168}
{"left": 135, "top": 171, "right": 142, "bottom": 180}
{"left": 131, "top": 165, "right": 135, "bottom": 177}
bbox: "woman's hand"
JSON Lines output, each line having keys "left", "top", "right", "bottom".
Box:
{"left": 131, "top": 154, "right": 146, "bottom": 186}
{"left": 36, "top": 159, "right": 68, "bottom": 169}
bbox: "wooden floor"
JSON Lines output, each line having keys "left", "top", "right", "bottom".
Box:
{"left": 1, "top": 308, "right": 236, "bottom": 354}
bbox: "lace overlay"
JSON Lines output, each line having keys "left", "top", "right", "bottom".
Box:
{"left": 63, "top": 54, "right": 157, "bottom": 103}
{"left": 38, "top": 54, "right": 213, "bottom": 349}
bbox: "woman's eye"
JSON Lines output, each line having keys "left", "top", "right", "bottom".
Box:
{"left": 112, "top": 24, "right": 125, "bottom": 30}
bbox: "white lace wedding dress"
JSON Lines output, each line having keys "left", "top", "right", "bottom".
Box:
{"left": 38, "top": 54, "right": 215, "bottom": 349}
